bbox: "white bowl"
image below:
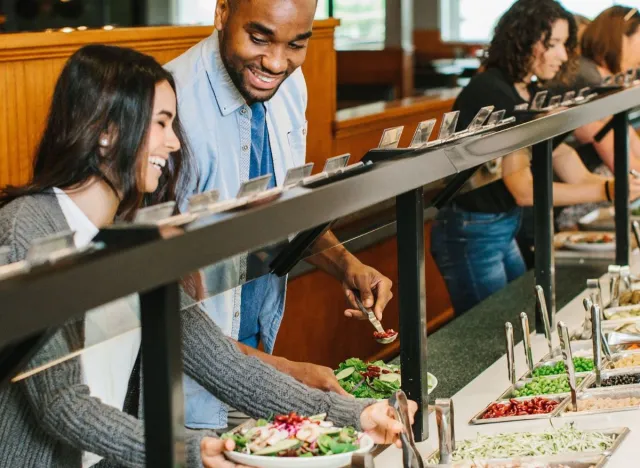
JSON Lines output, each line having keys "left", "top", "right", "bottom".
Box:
{"left": 224, "top": 433, "right": 374, "bottom": 468}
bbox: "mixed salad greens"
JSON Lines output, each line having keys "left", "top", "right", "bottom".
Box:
{"left": 222, "top": 412, "right": 362, "bottom": 458}
{"left": 335, "top": 358, "right": 402, "bottom": 399}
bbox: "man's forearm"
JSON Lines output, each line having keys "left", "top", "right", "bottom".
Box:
{"left": 304, "top": 230, "right": 358, "bottom": 279}
{"left": 233, "top": 340, "right": 293, "bottom": 374}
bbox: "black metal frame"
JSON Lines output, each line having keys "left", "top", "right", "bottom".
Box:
{"left": 2, "top": 86, "right": 640, "bottom": 461}
{"left": 532, "top": 140, "right": 555, "bottom": 333}
{"left": 396, "top": 188, "right": 429, "bottom": 441}
{"left": 140, "top": 283, "right": 184, "bottom": 467}
{"left": 614, "top": 111, "right": 631, "bottom": 265}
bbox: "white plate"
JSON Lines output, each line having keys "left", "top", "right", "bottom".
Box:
{"left": 564, "top": 234, "right": 615, "bottom": 252}
{"left": 224, "top": 433, "right": 374, "bottom": 468}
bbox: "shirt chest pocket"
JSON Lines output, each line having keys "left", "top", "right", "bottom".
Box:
{"left": 287, "top": 121, "right": 308, "bottom": 165}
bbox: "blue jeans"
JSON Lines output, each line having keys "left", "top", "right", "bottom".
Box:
{"left": 430, "top": 205, "right": 526, "bottom": 316}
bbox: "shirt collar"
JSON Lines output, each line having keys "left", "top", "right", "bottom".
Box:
{"left": 201, "top": 30, "right": 247, "bottom": 116}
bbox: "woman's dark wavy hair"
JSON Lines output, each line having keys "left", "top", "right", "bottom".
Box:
{"left": 0, "top": 44, "right": 195, "bottom": 220}
{"left": 483, "top": 0, "right": 578, "bottom": 84}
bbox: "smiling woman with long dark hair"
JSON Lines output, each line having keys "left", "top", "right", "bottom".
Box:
{"left": 0, "top": 45, "right": 191, "bottom": 216}
{"left": 0, "top": 44, "right": 411, "bottom": 468}
{"left": 430, "top": 0, "right": 640, "bottom": 317}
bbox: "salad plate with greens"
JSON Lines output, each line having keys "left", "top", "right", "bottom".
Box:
{"left": 335, "top": 358, "right": 437, "bottom": 399}
{"left": 222, "top": 412, "right": 373, "bottom": 467}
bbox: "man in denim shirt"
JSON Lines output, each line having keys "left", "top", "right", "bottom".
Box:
{"left": 166, "top": 0, "right": 394, "bottom": 431}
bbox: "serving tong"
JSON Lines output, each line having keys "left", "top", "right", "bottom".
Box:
{"left": 505, "top": 322, "right": 516, "bottom": 385}
{"left": 592, "top": 303, "right": 605, "bottom": 387}
{"left": 633, "top": 221, "right": 640, "bottom": 254}
{"left": 535, "top": 285, "right": 555, "bottom": 357}
{"left": 609, "top": 265, "right": 622, "bottom": 307}
{"left": 520, "top": 313, "right": 535, "bottom": 376}
{"left": 558, "top": 321, "right": 578, "bottom": 412}
{"left": 434, "top": 398, "right": 455, "bottom": 465}
{"left": 389, "top": 390, "right": 424, "bottom": 468}
{"left": 353, "top": 291, "right": 398, "bottom": 345}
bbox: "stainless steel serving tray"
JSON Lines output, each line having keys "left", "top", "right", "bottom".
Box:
{"left": 498, "top": 374, "right": 590, "bottom": 401}
{"left": 469, "top": 395, "right": 565, "bottom": 425}
{"left": 603, "top": 304, "right": 640, "bottom": 320}
{"left": 542, "top": 340, "right": 594, "bottom": 361}
{"left": 557, "top": 385, "right": 640, "bottom": 417}
{"left": 425, "top": 453, "right": 606, "bottom": 467}
{"left": 425, "top": 427, "right": 629, "bottom": 467}
{"left": 519, "top": 356, "right": 594, "bottom": 381}
{"left": 604, "top": 350, "right": 640, "bottom": 370}
{"left": 585, "top": 368, "right": 640, "bottom": 390}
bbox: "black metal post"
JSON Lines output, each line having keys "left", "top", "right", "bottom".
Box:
{"left": 396, "top": 188, "right": 428, "bottom": 442}
{"left": 131, "top": 0, "right": 147, "bottom": 26}
{"left": 140, "top": 282, "right": 186, "bottom": 467}
{"left": 613, "top": 111, "right": 630, "bottom": 265}
{"left": 532, "top": 140, "right": 555, "bottom": 334}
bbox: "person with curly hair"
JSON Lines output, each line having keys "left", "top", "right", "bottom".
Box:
{"left": 430, "top": 0, "right": 640, "bottom": 316}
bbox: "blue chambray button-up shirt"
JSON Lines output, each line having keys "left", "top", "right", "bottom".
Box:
{"left": 165, "top": 31, "right": 307, "bottom": 429}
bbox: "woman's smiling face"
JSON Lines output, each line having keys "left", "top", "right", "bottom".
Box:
{"left": 529, "top": 19, "right": 570, "bottom": 81}
{"left": 140, "top": 80, "right": 181, "bottom": 194}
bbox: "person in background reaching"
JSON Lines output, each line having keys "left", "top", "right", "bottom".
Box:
{"left": 552, "top": 6, "right": 640, "bottom": 230}
{"left": 573, "top": 6, "right": 640, "bottom": 172}
{"left": 430, "top": 0, "right": 640, "bottom": 317}
{"left": 166, "top": 0, "right": 395, "bottom": 432}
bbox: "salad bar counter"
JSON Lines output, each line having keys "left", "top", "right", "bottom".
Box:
{"left": 371, "top": 258, "right": 640, "bottom": 467}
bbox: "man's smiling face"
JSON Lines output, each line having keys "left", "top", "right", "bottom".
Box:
{"left": 215, "top": 0, "right": 317, "bottom": 104}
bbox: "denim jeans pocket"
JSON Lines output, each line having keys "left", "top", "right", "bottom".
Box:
{"left": 462, "top": 211, "right": 509, "bottom": 227}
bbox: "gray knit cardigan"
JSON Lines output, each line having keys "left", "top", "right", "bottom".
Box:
{"left": 0, "top": 192, "right": 372, "bottom": 467}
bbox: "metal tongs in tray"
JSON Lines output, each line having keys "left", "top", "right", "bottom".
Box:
{"left": 389, "top": 390, "right": 424, "bottom": 468}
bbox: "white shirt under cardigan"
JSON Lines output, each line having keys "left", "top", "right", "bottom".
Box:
{"left": 53, "top": 188, "right": 141, "bottom": 468}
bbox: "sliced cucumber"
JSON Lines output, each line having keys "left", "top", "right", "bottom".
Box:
{"left": 379, "top": 373, "right": 401, "bottom": 384}
{"left": 254, "top": 439, "right": 301, "bottom": 456}
{"left": 319, "top": 426, "right": 341, "bottom": 435}
{"left": 309, "top": 413, "right": 327, "bottom": 422}
{"left": 335, "top": 367, "right": 355, "bottom": 381}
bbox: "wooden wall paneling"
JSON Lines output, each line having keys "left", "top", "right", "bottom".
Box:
{"left": 413, "top": 29, "right": 484, "bottom": 61}
{"left": 301, "top": 19, "right": 339, "bottom": 170}
{"left": 0, "top": 21, "right": 338, "bottom": 188}
{"left": 332, "top": 93, "right": 457, "bottom": 161}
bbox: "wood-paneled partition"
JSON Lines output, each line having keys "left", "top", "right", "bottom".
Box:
{"left": 0, "top": 20, "right": 338, "bottom": 188}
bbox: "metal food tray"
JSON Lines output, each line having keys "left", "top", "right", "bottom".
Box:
{"left": 585, "top": 368, "right": 640, "bottom": 390}
{"left": 519, "top": 356, "right": 595, "bottom": 380}
{"left": 469, "top": 395, "right": 565, "bottom": 425}
{"left": 497, "top": 374, "right": 590, "bottom": 401}
{"left": 605, "top": 350, "right": 640, "bottom": 370}
{"left": 425, "top": 427, "right": 629, "bottom": 467}
{"left": 601, "top": 317, "right": 640, "bottom": 332}
{"left": 603, "top": 304, "right": 640, "bottom": 320}
{"left": 557, "top": 386, "right": 640, "bottom": 417}
{"left": 425, "top": 453, "right": 606, "bottom": 467}
{"left": 542, "top": 340, "right": 594, "bottom": 361}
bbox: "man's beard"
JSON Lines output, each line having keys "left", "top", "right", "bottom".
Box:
{"left": 220, "top": 37, "right": 287, "bottom": 103}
